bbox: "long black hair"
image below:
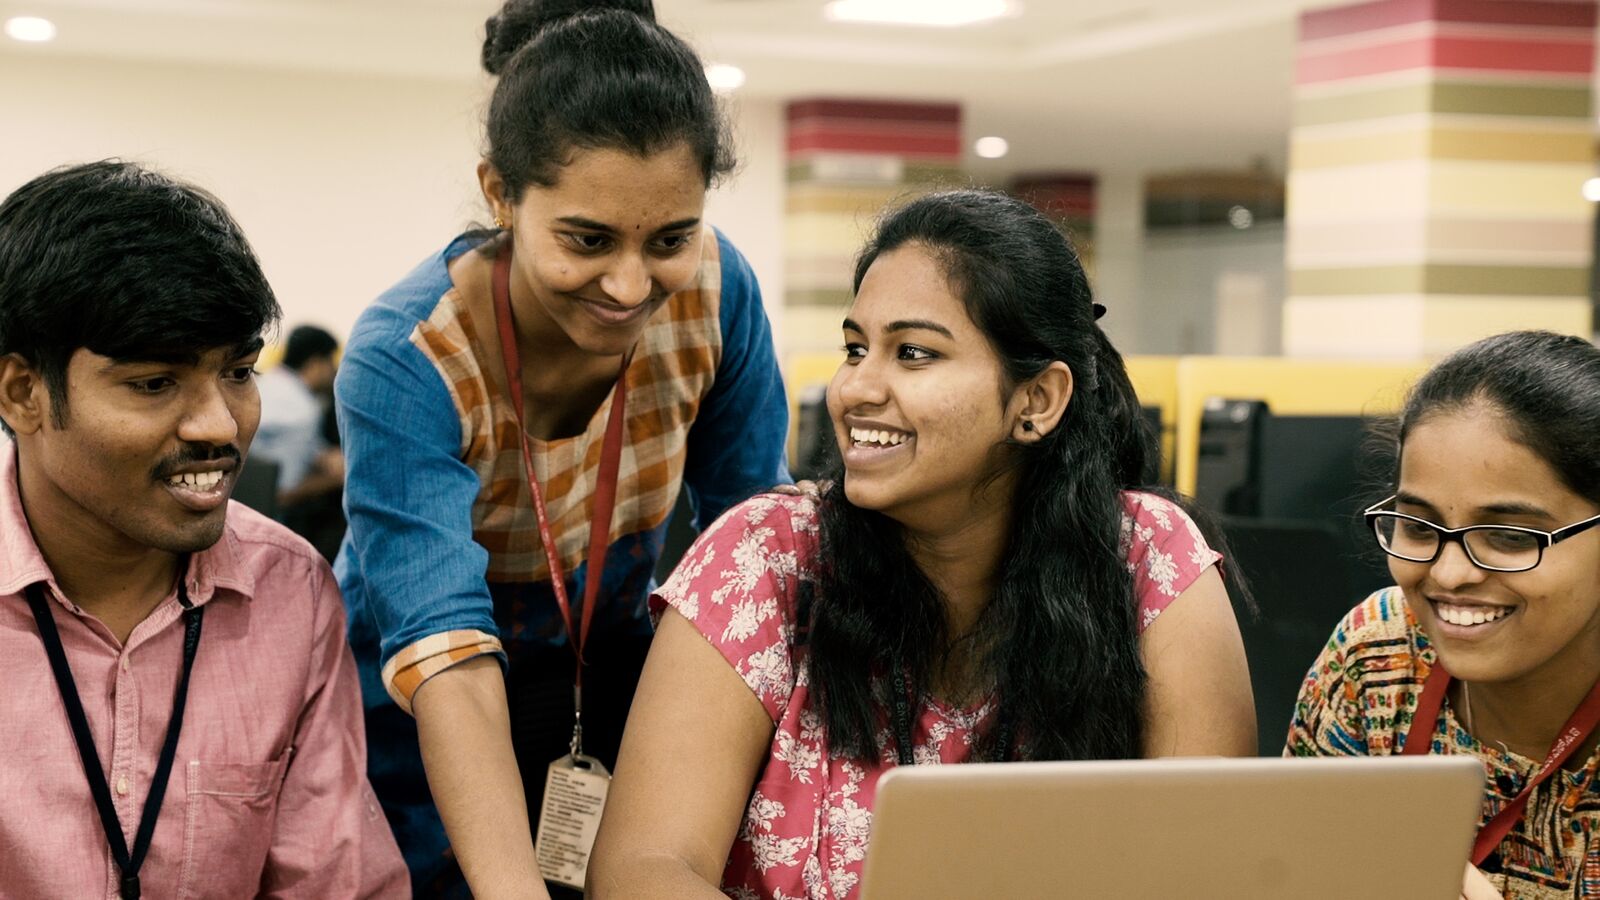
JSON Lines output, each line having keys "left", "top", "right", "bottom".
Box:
{"left": 481, "top": 0, "right": 734, "bottom": 198}
{"left": 807, "top": 190, "right": 1166, "bottom": 762}
{"left": 1395, "top": 330, "right": 1600, "bottom": 504}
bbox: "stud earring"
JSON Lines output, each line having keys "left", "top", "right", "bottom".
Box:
{"left": 1021, "top": 421, "right": 1035, "bottom": 432}
{"left": 494, "top": 215, "right": 507, "bottom": 230}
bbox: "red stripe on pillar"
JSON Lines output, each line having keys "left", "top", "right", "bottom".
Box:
{"left": 1300, "top": 0, "right": 1432, "bottom": 43}
{"left": 1433, "top": 35, "right": 1595, "bottom": 73}
{"left": 788, "top": 131, "right": 963, "bottom": 157}
{"left": 787, "top": 99, "right": 962, "bottom": 125}
{"left": 1437, "top": 0, "right": 1598, "bottom": 29}
{"left": 1298, "top": 34, "right": 1595, "bottom": 84}
{"left": 1303, "top": 0, "right": 1597, "bottom": 43}
{"left": 1013, "top": 176, "right": 1097, "bottom": 219}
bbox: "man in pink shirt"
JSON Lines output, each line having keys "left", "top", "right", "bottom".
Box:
{"left": 0, "top": 161, "right": 409, "bottom": 899}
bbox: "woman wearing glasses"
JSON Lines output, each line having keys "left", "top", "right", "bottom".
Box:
{"left": 1288, "top": 330, "right": 1600, "bottom": 900}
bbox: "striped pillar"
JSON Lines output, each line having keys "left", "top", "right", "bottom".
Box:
{"left": 1012, "top": 174, "right": 1098, "bottom": 276}
{"left": 784, "top": 99, "right": 963, "bottom": 362}
{"left": 1284, "top": 0, "right": 1597, "bottom": 358}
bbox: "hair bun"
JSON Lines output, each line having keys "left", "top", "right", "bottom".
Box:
{"left": 482, "top": 0, "right": 657, "bottom": 75}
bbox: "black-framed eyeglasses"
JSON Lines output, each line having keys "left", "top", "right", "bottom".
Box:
{"left": 1364, "top": 495, "right": 1600, "bottom": 573}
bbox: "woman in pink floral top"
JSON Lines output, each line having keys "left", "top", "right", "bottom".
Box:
{"left": 590, "top": 191, "right": 1256, "bottom": 899}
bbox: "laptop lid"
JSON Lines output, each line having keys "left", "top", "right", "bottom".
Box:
{"left": 860, "top": 756, "right": 1483, "bottom": 900}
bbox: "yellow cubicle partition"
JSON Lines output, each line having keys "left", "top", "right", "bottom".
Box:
{"left": 1123, "top": 356, "right": 1180, "bottom": 485}
{"left": 1164, "top": 357, "right": 1428, "bottom": 495}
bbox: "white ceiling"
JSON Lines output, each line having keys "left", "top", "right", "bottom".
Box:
{"left": 0, "top": 0, "right": 1353, "bottom": 175}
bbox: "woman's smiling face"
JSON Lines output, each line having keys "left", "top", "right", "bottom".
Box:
{"left": 484, "top": 142, "right": 707, "bottom": 359}
{"left": 827, "top": 243, "right": 1024, "bottom": 531}
{"left": 1391, "top": 403, "right": 1600, "bottom": 688}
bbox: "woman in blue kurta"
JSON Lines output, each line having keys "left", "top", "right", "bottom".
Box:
{"left": 331, "top": 2, "right": 789, "bottom": 896}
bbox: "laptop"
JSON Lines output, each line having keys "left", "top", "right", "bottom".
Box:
{"left": 860, "top": 756, "right": 1483, "bottom": 900}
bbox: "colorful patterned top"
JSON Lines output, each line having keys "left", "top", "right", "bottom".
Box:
{"left": 652, "top": 490, "right": 1222, "bottom": 900}
{"left": 1287, "top": 588, "right": 1600, "bottom": 899}
{"left": 333, "top": 228, "right": 789, "bottom": 886}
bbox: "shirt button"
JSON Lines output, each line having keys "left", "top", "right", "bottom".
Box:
{"left": 115, "top": 775, "right": 129, "bottom": 797}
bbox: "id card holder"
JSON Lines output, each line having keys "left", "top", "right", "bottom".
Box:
{"left": 534, "top": 752, "right": 611, "bottom": 890}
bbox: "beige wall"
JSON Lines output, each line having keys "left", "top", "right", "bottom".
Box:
{"left": 0, "top": 53, "right": 786, "bottom": 344}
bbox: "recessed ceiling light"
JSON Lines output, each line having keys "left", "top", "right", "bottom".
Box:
{"left": 824, "top": 0, "right": 1019, "bottom": 28}
{"left": 705, "top": 63, "right": 746, "bottom": 93}
{"left": 4, "top": 16, "right": 57, "bottom": 43}
{"left": 1583, "top": 177, "right": 1600, "bottom": 202}
{"left": 974, "top": 136, "right": 1009, "bottom": 159}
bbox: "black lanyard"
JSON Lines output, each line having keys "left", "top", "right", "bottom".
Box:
{"left": 889, "top": 662, "right": 1014, "bottom": 766}
{"left": 26, "top": 581, "right": 205, "bottom": 900}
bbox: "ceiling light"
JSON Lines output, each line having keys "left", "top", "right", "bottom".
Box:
{"left": 705, "top": 63, "right": 746, "bottom": 93}
{"left": 1583, "top": 177, "right": 1600, "bottom": 202}
{"left": 824, "top": 0, "right": 1019, "bottom": 28}
{"left": 4, "top": 16, "right": 57, "bottom": 42}
{"left": 974, "top": 136, "right": 1009, "bottom": 159}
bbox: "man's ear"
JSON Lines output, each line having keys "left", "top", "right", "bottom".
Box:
{"left": 1009, "top": 361, "right": 1073, "bottom": 443}
{"left": 0, "top": 354, "right": 50, "bottom": 436}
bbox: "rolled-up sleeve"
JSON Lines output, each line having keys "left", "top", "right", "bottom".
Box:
{"left": 261, "top": 563, "right": 410, "bottom": 898}
{"left": 335, "top": 304, "right": 503, "bottom": 713}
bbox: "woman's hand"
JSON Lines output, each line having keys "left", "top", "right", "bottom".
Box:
{"left": 771, "top": 479, "right": 829, "bottom": 498}
{"left": 1460, "top": 863, "right": 1502, "bottom": 900}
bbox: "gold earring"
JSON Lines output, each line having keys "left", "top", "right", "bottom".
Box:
{"left": 494, "top": 215, "right": 506, "bottom": 230}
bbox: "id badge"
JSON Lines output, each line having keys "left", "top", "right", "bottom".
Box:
{"left": 534, "top": 753, "right": 611, "bottom": 890}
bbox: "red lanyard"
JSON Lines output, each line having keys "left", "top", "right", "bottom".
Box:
{"left": 492, "top": 249, "right": 630, "bottom": 694}
{"left": 1402, "top": 661, "right": 1600, "bottom": 865}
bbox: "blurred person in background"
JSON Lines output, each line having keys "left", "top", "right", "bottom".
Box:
{"left": 1289, "top": 331, "right": 1600, "bottom": 900}
{"left": 0, "top": 160, "right": 406, "bottom": 899}
{"left": 331, "top": 1, "right": 790, "bottom": 897}
{"left": 589, "top": 190, "right": 1255, "bottom": 899}
{"left": 255, "top": 324, "right": 345, "bottom": 514}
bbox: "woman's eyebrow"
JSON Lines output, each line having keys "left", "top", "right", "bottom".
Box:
{"left": 553, "top": 215, "right": 702, "bottom": 234}
{"left": 1397, "top": 490, "right": 1555, "bottom": 521}
{"left": 554, "top": 215, "right": 614, "bottom": 232}
{"left": 885, "top": 319, "right": 954, "bottom": 339}
{"left": 1393, "top": 490, "right": 1437, "bottom": 514}
{"left": 654, "top": 217, "right": 702, "bottom": 233}
{"left": 1477, "top": 501, "right": 1554, "bottom": 520}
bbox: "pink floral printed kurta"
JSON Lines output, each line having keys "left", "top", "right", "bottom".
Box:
{"left": 650, "top": 491, "right": 1221, "bottom": 900}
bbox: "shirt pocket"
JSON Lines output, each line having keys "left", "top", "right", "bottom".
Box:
{"left": 177, "top": 754, "right": 290, "bottom": 900}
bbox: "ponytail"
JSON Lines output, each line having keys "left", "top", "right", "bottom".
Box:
{"left": 1088, "top": 324, "right": 1160, "bottom": 488}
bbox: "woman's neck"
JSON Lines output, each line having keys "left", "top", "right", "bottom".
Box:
{"left": 901, "top": 488, "right": 1013, "bottom": 641}
{"left": 1462, "top": 634, "right": 1600, "bottom": 766}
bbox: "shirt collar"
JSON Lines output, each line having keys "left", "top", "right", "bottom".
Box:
{"left": 0, "top": 442, "right": 257, "bottom": 606}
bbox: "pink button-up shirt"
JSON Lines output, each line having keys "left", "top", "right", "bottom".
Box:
{"left": 0, "top": 447, "right": 408, "bottom": 899}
